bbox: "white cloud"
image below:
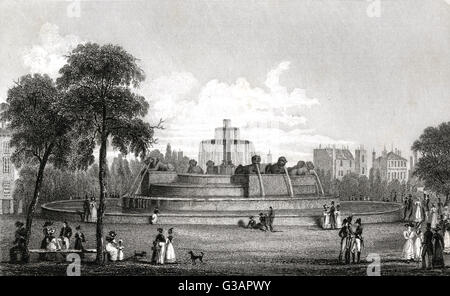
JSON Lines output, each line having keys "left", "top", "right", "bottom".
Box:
{"left": 145, "top": 62, "right": 353, "bottom": 162}
{"left": 22, "top": 23, "right": 81, "bottom": 79}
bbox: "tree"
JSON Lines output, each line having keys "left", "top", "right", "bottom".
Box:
{"left": 357, "top": 175, "right": 370, "bottom": 200}
{"left": 4, "top": 74, "right": 71, "bottom": 259}
{"left": 338, "top": 173, "right": 359, "bottom": 200}
{"left": 57, "top": 43, "right": 162, "bottom": 264}
{"left": 412, "top": 122, "right": 450, "bottom": 205}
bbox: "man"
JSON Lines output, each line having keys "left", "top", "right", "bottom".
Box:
{"left": 258, "top": 213, "right": 268, "bottom": 231}
{"left": 9, "top": 221, "right": 28, "bottom": 263}
{"left": 338, "top": 218, "right": 349, "bottom": 264}
{"left": 267, "top": 206, "right": 275, "bottom": 232}
{"left": 437, "top": 197, "right": 444, "bottom": 220}
{"left": 329, "top": 201, "right": 336, "bottom": 229}
{"left": 423, "top": 194, "right": 430, "bottom": 222}
{"left": 407, "top": 195, "right": 413, "bottom": 221}
{"left": 265, "top": 156, "right": 288, "bottom": 174}
{"left": 421, "top": 223, "right": 434, "bottom": 269}
{"left": 59, "top": 221, "right": 73, "bottom": 250}
{"left": 247, "top": 216, "right": 256, "bottom": 229}
{"left": 403, "top": 196, "right": 409, "bottom": 220}
{"left": 83, "top": 195, "right": 90, "bottom": 222}
{"left": 351, "top": 218, "right": 364, "bottom": 263}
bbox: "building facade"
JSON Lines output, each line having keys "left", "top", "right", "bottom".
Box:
{"left": 372, "top": 148, "right": 408, "bottom": 182}
{"left": 198, "top": 119, "right": 255, "bottom": 170}
{"left": 313, "top": 145, "right": 367, "bottom": 181}
{"left": 0, "top": 127, "right": 14, "bottom": 214}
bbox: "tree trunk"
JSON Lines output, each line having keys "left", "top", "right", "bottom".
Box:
{"left": 23, "top": 145, "right": 53, "bottom": 262}
{"left": 96, "top": 133, "right": 108, "bottom": 264}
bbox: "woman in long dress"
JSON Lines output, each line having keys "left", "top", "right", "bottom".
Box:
{"left": 165, "top": 228, "right": 176, "bottom": 264}
{"left": 432, "top": 227, "right": 445, "bottom": 268}
{"left": 89, "top": 198, "right": 97, "bottom": 223}
{"left": 430, "top": 204, "right": 438, "bottom": 229}
{"left": 335, "top": 205, "right": 342, "bottom": 228}
{"left": 322, "top": 205, "right": 330, "bottom": 229}
{"left": 414, "top": 200, "right": 423, "bottom": 223}
{"left": 414, "top": 228, "right": 423, "bottom": 262}
{"left": 444, "top": 220, "right": 450, "bottom": 254}
{"left": 402, "top": 223, "right": 416, "bottom": 261}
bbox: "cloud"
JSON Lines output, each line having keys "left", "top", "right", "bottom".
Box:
{"left": 22, "top": 23, "right": 81, "bottom": 79}
{"left": 145, "top": 62, "right": 353, "bottom": 162}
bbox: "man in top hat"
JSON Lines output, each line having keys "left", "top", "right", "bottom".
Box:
{"left": 59, "top": 221, "right": 72, "bottom": 250}
{"left": 351, "top": 218, "right": 364, "bottom": 263}
{"left": 329, "top": 201, "right": 336, "bottom": 229}
{"left": 10, "top": 221, "right": 28, "bottom": 263}
{"left": 267, "top": 206, "right": 275, "bottom": 232}
{"left": 421, "top": 223, "right": 434, "bottom": 269}
{"left": 338, "top": 218, "right": 349, "bottom": 264}
{"left": 432, "top": 225, "right": 445, "bottom": 268}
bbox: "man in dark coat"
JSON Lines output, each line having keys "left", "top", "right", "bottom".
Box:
{"left": 421, "top": 223, "right": 434, "bottom": 269}
{"left": 267, "top": 207, "right": 275, "bottom": 232}
{"left": 423, "top": 194, "right": 430, "bottom": 222}
{"left": 338, "top": 218, "right": 349, "bottom": 264}
{"left": 83, "top": 195, "right": 90, "bottom": 222}
{"left": 329, "top": 201, "right": 336, "bottom": 229}
{"left": 258, "top": 213, "right": 268, "bottom": 231}
{"left": 59, "top": 221, "right": 73, "bottom": 249}
{"left": 9, "top": 221, "right": 28, "bottom": 263}
{"left": 406, "top": 195, "right": 413, "bottom": 221}
{"left": 351, "top": 218, "right": 364, "bottom": 263}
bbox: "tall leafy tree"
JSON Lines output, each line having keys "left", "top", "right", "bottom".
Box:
{"left": 57, "top": 43, "right": 161, "bottom": 264}
{"left": 412, "top": 122, "right": 450, "bottom": 204}
{"left": 3, "top": 74, "right": 71, "bottom": 258}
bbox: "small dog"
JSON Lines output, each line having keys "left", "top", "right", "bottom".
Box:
{"left": 134, "top": 251, "right": 147, "bottom": 259}
{"left": 188, "top": 251, "right": 204, "bottom": 265}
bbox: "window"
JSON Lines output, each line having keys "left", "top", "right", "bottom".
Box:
{"left": 350, "top": 160, "right": 352, "bottom": 167}
{"left": 362, "top": 168, "right": 365, "bottom": 174}
{"left": 2, "top": 141, "right": 9, "bottom": 154}
{"left": 3, "top": 157, "right": 10, "bottom": 173}
{"left": 3, "top": 180, "right": 10, "bottom": 198}
{"left": 362, "top": 155, "right": 365, "bottom": 162}
{"left": 340, "top": 160, "right": 343, "bottom": 167}
{"left": 388, "top": 172, "right": 390, "bottom": 180}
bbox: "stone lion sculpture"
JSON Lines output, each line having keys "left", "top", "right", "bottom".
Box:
{"left": 206, "top": 160, "right": 218, "bottom": 174}
{"left": 234, "top": 155, "right": 262, "bottom": 175}
{"left": 288, "top": 160, "right": 315, "bottom": 176}
{"left": 187, "top": 159, "right": 204, "bottom": 174}
{"left": 144, "top": 157, "right": 174, "bottom": 172}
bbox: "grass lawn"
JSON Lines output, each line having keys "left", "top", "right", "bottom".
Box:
{"left": 0, "top": 215, "right": 449, "bottom": 276}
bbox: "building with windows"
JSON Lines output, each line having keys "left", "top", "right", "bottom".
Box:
{"left": 372, "top": 147, "right": 408, "bottom": 182}
{"left": 313, "top": 145, "right": 367, "bottom": 180}
{"left": 0, "top": 127, "right": 14, "bottom": 214}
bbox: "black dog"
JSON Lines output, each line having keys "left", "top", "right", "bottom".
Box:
{"left": 188, "top": 251, "right": 204, "bottom": 265}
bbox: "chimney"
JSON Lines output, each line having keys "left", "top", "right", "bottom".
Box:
{"left": 223, "top": 119, "right": 231, "bottom": 128}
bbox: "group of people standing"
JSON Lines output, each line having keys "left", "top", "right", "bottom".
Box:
{"left": 83, "top": 195, "right": 98, "bottom": 223}
{"left": 338, "top": 216, "right": 364, "bottom": 264}
{"left": 322, "top": 201, "right": 342, "bottom": 229}
{"left": 245, "top": 207, "right": 275, "bottom": 232}
{"left": 151, "top": 227, "right": 176, "bottom": 264}
{"left": 402, "top": 222, "right": 448, "bottom": 269}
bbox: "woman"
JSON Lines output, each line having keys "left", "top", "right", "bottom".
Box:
{"left": 89, "top": 197, "right": 97, "bottom": 223}
{"left": 74, "top": 225, "right": 86, "bottom": 251}
{"left": 414, "top": 199, "right": 424, "bottom": 223}
{"left": 154, "top": 228, "right": 166, "bottom": 265}
{"left": 443, "top": 219, "right": 450, "bottom": 254}
{"left": 432, "top": 226, "right": 445, "bottom": 268}
{"left": 402, "top": 223, "right": 416, "bottom": 262}
{"left": 105, "top": 231, "right": 119, "bottom": 261}
{"left": 322, "top": 205, "right": 330, "bottom": 230}
{"left": 414, "top": 227, "right": 423, "bottom": 262}
{"left": 46, "top": 228, "right": 61, "bottom": 251}
{"left": 430, "top": 204, "right": 438, "bottom": 229}
{"left": 117, "top": 239, "right": 125, "bottom": 261}
{"left": 335, "top": 204, "right": 342, "bottom": 228}
{"left": 165, "top": 228, "right": 176, "bottom": 264}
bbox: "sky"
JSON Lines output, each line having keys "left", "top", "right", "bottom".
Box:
{"left": 1, "top": 0, "right": 449, "bottom": 166}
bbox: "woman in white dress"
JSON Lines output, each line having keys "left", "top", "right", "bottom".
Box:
{"left": 414, "top": 228, "right": 423, "bottom": 262}
{"left": 414, "top": 200, "right": 423, "bottom": 223}
{"left": 117, "top": 239, "right": 124, "bottom": 261}
{"left": 335, "top": 205, "right": 342, "bottom": 228}
{"left": 322, "top": 205, "right": 330, "bottom": 229}
{"left": 89, "top": 198, "right": 97, "bottom": 223}
{"left": 444, "top": 219, "right": 450, "bottom": 254}
{"left": 430, "top": 204, "right": 438, "bottom": 229}
{"left": 165, "top": 228, "right": 176, "bottom": 264}
{"left": 402, "top": 223, "right": 416, "bottom": 262}
{"left": 105, "top": 231, "right": 119, "bottom": 261}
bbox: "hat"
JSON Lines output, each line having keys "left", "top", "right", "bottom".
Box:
{"left": 249, "top": 216, "right": 254, "bottom": 219}
{"left": 15, "top": 221, "right": 24, "bottom": 227}
{"left": 157, "top": 228, "right": 163, "bottom": 232}
{"left": 168, "top": 227, "right": 174, "bottom": 234}
{"left": 355, "top": 218, "right": 362, "bottom": 225}
{"left": 43, "top": 221, "right": 53, "bottom": 227}
{"left": 108, "top": 231, "right": 117, "bottom": 238}
{"left": 426, "top": 223, "right": 432, "bottom": 229}
{"left": 75, "top": 225, "right": 81, "bottom": 230}
{"left": 48, "top": 228, "right": 55, "bottom": 234}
